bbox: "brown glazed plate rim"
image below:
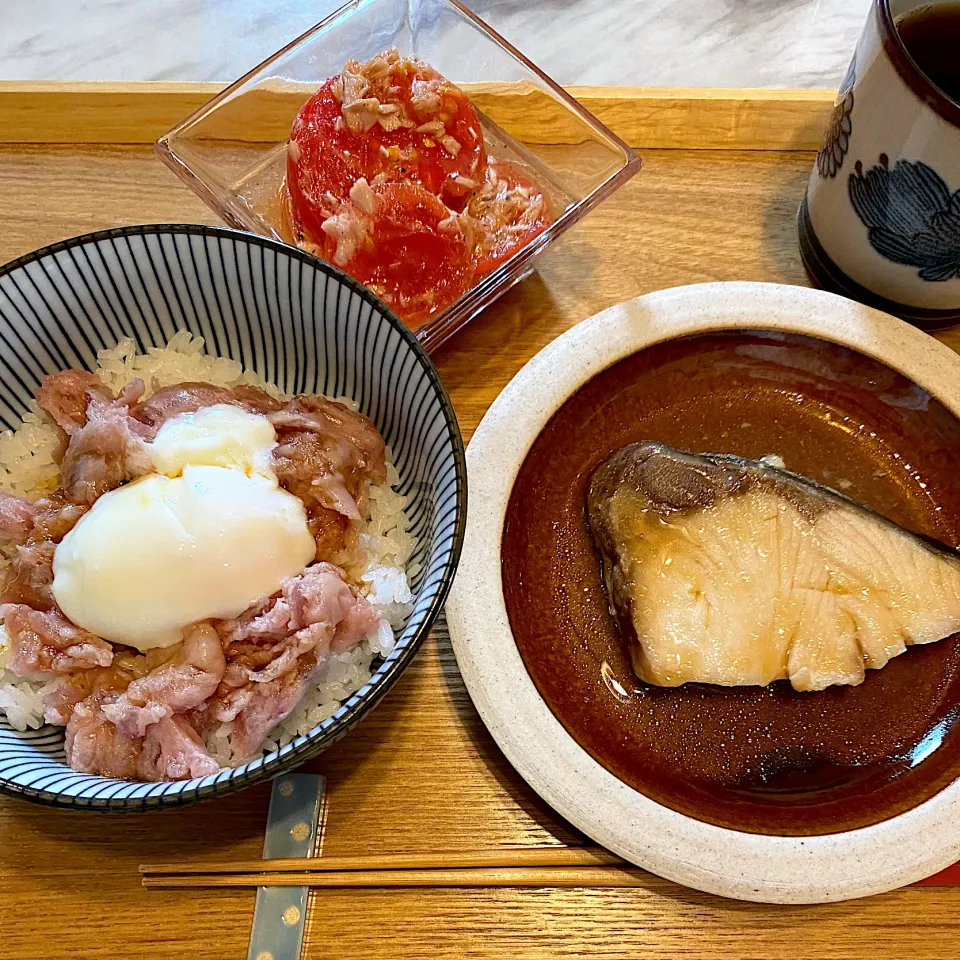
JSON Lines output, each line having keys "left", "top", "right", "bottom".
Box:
{"left": 446, "top": 281, "right": 960, "bottom": 904}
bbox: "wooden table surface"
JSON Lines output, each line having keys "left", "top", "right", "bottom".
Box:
{"left": 2, "top": 141, "right": 960, "bottom": 960}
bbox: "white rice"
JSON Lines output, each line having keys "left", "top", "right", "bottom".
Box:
{"left": 0, "top": 332, "right": 417, "bottom": 769}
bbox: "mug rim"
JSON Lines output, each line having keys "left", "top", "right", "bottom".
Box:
{"left": 879, "top": 0, "right": 960, "bottom": 127}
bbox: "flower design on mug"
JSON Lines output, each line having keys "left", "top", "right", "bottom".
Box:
{"left": 817, "top": 59, "right": 856, "bottom": 179}
{"left": 848, "top": 155, "right": 960, "bottom": 282}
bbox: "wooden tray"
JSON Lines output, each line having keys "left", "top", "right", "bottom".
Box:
{"left": 2, "top": 83, "right": 960, "bottom": 960}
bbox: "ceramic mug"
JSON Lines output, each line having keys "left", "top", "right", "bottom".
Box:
{"left": 799, "top": 0, "right": 960, "bottom": 329}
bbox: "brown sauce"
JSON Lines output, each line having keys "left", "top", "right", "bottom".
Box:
{"left": 501, "top": 331, "right": 960, "bottom": 835}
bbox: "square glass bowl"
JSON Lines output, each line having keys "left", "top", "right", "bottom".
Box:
{"left": 156, "top": 0, "right": 641, "bottom": 352}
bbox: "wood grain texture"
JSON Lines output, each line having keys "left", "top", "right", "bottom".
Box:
{"left": 0, "top": 81, "right": 835, "bottom": 150}
{"left": 1, "top": 141, "right": 960, "bottom": 959}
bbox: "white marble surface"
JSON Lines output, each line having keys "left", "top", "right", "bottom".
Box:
{"left": 1, "top": 0, "right": 871, "bottom": 87}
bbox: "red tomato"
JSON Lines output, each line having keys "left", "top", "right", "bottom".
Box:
{"left": 386, "top": 62, "right": 487, "bottom": 207}
{"left": 286, "top": 79, "right": 379, "bottom": 243}
{"left": 467, "top": 159, "right": 553, "bottom": 277}
{"left": 320, "top": 182, "right": 473, "bottom": 328}
{"left": 287, "top": 54, "right": 487, "bottom": 242}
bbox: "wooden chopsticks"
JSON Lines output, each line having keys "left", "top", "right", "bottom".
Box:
{"left": 142, "top": 866, "right": 649, "bottom": 889}
{"left": 139, "top": 847, "right": 960, "bottom": 890}
{"left": 140, "top": 846, "right": 641, "bottom": 890}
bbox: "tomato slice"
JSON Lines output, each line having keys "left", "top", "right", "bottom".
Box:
{"left": 388, "top": 62, "right": 487, "bottom": 207}
{"left": 287, "top": 51, "right": 486, "bottom": 242}
{"left": 286, "top": 52, "right": 555, "bottom": 327}
{"left": 318, "top": 182, "right": 473, "bottom": 328}
{"left": 286, "top": 79, "right": 379, "bottom": 243}
{"left": 466, "top": 159, "right": 553, "bottom": 277}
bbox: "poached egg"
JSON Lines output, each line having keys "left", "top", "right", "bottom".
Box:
{"left": 52, "top": 404, "right": 316, "bottom": 651}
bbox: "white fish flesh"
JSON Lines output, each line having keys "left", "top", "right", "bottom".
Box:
{"left": 587, "top": 442, "right": 960, "bottom": 692}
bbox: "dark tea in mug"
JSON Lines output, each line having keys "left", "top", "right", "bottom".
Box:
{"left": 895, "top": 3, "right": 960, "bottom": 103}
{"left": 800, "top": 0, "right": 960, "bottom": 327}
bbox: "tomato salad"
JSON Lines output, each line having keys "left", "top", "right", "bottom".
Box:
{"left": 285, "top": 48, "right": 552, "bottom": 328}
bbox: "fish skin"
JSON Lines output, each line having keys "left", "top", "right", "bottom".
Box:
{"left": 587, "top": 442, "right": 960, "bottom": 692}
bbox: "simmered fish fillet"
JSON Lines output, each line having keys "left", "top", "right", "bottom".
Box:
{"left": 587, "top": 442, "right": 960, "bottom": 692}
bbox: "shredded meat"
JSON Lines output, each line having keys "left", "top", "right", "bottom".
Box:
{"left": 0, "top": 492, "right": 40, "bottom": 544}
{"left": 334, "top": 48, "right": 417, "bottom": 135}
{"left": 1, "top": 540, "right": 56, "bottom": 607}
{"left": 347, "top": 176, "right": 375, "bottom": 212}
{"left": 212, "top": 653, "right": 324, "bottom": 762}
{"left": 342, "top": 97, "right": 401, "bottom": 135}
{"left": 138, "top": 715, "right": 219, "bottom": 781}
{"left": 465, "top": 158, "right": 548, "bottom": 256}
{"left": 44, "top": 668, "right": 110, "bottom": 726}
{"left": 59, "top": 381, "right": 153, "bottom": 504}
{"left": 37, "top": 370, "right": 113, "bottom": 438}
{"left": 199, "top": 563, "right": 379, "bottom": 760}
{"left": 270, "top": 396, "right": 386, "bottom": 556}
{"left": 130, "top": 382, "right": 283, "bottom": 437}
{"left": 64, "top": 681, "right": 141, "bottom": 781}
{"left": 0, "top": 492, "right": 86, "bottom": 547}
{"left": 1, "top": 604, "right": 113, "bottom": 676}
{"left": 41, "top": 656, "right": 147, "bottom": 725}
{"left": 219, "top": 562, "right": 378, "bottom": 660}
{"left": 270, "top": 433, "right": 354, "bottom": 558}
{"left": 101, "top": 621, "right": 226, "bottom": 738}
{"left": 319, "top": 201, "right": 373, "bottom": 265}
{"left": 409, "top": 76, "right": 443, "bottom": 117}
{"left": 30, "top": 496, "right": 88, "bottom": 542}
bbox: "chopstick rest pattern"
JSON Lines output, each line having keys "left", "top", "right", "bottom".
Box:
{"left": 247, "top": 774, "right": 326, "bottom": 960}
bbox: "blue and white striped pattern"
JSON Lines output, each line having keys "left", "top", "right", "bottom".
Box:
{"left": 0, "top": 224, "right": 466, "bottom": 810}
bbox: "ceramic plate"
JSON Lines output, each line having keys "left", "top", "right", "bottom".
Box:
{"left": 447, "top": 281, "right": 960, "bottom": 903}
